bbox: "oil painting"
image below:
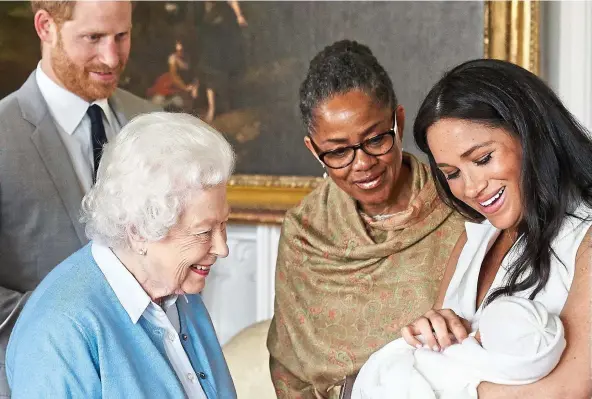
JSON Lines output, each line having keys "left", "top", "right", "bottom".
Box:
{"left": 0, "top": 1, "right": 539, "bottom": 221}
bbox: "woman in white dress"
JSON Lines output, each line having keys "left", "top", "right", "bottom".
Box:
{"left": 402, "top": 59, "right": 592, "bottom": 398}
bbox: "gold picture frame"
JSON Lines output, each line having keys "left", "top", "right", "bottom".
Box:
{"left": 228, "top": 0, "right": 540, "bottom": 224}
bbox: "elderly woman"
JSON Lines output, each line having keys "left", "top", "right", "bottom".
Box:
{"left": 6, "top": 113, "right": 237, "bottom": 398}
{"left": 267, "top": 40, "right": 465, "bottom": 398}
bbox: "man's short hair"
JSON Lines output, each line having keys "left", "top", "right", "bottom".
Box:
{"left": 30, "top": 1, "right": 76, "bottom": 24}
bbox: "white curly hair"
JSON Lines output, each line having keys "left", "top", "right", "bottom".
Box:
{"left": 80, "top": 112, "right": 235, "bottom": 248}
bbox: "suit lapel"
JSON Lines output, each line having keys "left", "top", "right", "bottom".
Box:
{"left": 18, "top": 72, "right": 87, "bottom": 245}
{"left": 108, "top": 90, "right": 130, "bottom": 127}
{"left": 30, "top": 116, "right": 87, "bottom": 244}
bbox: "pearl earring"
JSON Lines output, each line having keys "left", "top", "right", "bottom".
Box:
{"left": 314, "top": 156, "right": 327, "bottom": 179}
{"left": 138, "top": 248, "right": 147, "bottom": 256}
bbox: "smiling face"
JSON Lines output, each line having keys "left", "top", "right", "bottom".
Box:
{"left": 43, "top": 1, "right": 132, "bottom": 101}
{"left": 304, "top": 90, "right": 407, "bottom": 215}
{"left": 426, "top": 118, "right": 523, "bottom": 230}
{"left": 141, "top": 185, "right": 230, "bottom": 297}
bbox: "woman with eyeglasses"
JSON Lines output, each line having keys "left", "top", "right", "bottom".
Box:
{"left": 267, "top": 40, "right": 465, "bottom": 398}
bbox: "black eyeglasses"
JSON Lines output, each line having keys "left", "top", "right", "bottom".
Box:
{"left": 310, "top": 115, "right": 397, "bottom": 169}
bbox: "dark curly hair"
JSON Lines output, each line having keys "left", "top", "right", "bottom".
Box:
{"left": 413, "top": 58, "right": 592, "bottom": 305}
{"left": 299, "top": 40, "right": 397, "bottom": 134}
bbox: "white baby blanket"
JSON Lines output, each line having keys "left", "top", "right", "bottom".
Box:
{"left": 352, "top": 297, "right": 565, "bottom": 399}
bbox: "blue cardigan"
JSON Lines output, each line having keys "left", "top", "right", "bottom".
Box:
{"left": 6, "top": 244, "right": 236, "bottom": 398}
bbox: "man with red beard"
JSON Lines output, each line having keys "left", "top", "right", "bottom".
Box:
{"left": 0, "top": 1, "right": 157, "bottom": 394}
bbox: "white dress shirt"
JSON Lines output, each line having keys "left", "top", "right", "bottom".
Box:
{"left": 92, "top": 243, "right": 207, "bottom": 399}
{"left": 36, "top": 64, "right": 121, "bottom": 194}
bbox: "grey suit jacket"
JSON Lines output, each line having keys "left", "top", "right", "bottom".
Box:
{"left": 0, "top": 72, "right": 158, "bottom": 395}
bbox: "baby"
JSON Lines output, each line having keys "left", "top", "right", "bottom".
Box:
{"left": 352, "top": 297, "right": 565, "bottom": 399}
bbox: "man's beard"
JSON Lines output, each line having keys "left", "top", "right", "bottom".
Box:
{"left": 51, "top": 36, "right": 126, "bottom": 101}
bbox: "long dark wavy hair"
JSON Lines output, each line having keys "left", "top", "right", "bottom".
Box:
{"left": 413, "top": 58, "right": 592, "bottom": 304}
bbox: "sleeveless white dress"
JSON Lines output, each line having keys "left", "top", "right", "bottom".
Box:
{"left": 443, "top": 204, "right": 592, "bottom": 330}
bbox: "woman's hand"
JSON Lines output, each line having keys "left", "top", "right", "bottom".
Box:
{"left": 401, "top": 308, "right": 471, "bottom": 351}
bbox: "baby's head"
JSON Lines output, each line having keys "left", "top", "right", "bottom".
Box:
{"left": 478, "top": 297, "right": 561, "bottom": 356}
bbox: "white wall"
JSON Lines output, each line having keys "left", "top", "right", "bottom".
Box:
{"left": 541, "top": 1, "right": 592, "bottom": 131}
{"left": 201, "top": 224, "right": 281, "bottom": 345}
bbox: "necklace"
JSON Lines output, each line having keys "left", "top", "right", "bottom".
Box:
{"left": 504, "top": 228, "right": 519, "bottom": 242}
{"left": 358, "top": 199, "right": 402, "bottom": 222}
{"left": 369, "top": 213, "right": 397, "bottom": 221}
{"left": 360, "top": 211, "right": 398, "bottom": 221}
